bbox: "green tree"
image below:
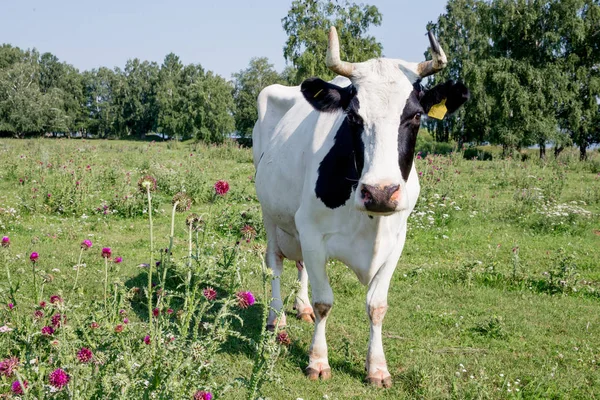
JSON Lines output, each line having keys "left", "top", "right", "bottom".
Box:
{"left": 0, "top": 60, "right": 45, "bottom": 136}
{"left": 282, "top": 0, "right": 383, "bottom": 83}
{"left": 82, "top": 67, "right": 123, "bottom": 138}
{"left": 122, "top": 59, "right": 160, "bottom": 138}
{"left": 192, "top": 71, "right": 235, "bottom": 143}
{"left": 156, "top": 53, "right": 184, "bottom": 140}
{"left": 233, "top": 57, "right": 283, "bottom": 138}
{"left": 427, "top": 0, "right": 600, "bottom": 157}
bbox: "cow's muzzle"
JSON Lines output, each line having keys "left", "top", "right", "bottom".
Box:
{"left": 360, "top": 184, "right": 400, "bottom": 214}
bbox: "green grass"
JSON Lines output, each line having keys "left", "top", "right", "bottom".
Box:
{"left": 0, "top": 138, "right": 599, "bottom": 399}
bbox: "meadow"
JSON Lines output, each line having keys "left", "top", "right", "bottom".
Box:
{"left": 0, "top": 138, "right": 599, "bottom": 399}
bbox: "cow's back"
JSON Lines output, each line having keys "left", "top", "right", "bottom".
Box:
{"left": 252, "top": 84, "right": 303, "bottom": 169}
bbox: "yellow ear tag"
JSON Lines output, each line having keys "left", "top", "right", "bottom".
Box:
{"left": 428, "top": 98, "right": 447, "bottom": 120}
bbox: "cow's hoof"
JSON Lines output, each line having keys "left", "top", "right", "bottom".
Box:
{"left": 306, "top": 367, "right": 332, "bottom": 381}
{"left": 297, "top": 311, "right": 316, "bottom": 323}
{"left": 366, "top": 375, "right": 392, "bottom": 388}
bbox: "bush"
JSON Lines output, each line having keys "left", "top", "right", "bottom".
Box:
{"left": 463, "top": 147, "right": 493, "bottom": 161}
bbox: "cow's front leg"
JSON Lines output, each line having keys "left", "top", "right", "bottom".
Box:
{"left": 365, "top": 241, "right": 404, "bottom": 388}
{"left": 294, "top": 261, "right": 315, "bottom": 323}
{"left": 300, "top": 237, "right": 333, "bottom": 381}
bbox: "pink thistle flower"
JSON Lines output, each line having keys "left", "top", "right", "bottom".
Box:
{"left": 0, "top": 357, "right": 19, "bottom": 377}
{"left": 39, "top": 301, "right": 47, "bottom": 308}
{"left": 49, "top": 295, "right": 63, "bottom": 304}
{"left": 41, "top": 326, "right": 55, "bottom": 336}
{"left": 138, "top": 175, "right": 157, "bottom": 193}
{"left": 167, "top": 308, "right": 174, "bottom": 315}
{"left": 77, "top": 347, "right": 93, "bottom": 363}
{"left": 48, "top": 368, "right": 70, "bottom": 389}
{"left": 30, "top": 252, "right": 39, "bottom": 262}
{"left": 51, "top": 314, "right": 66, "bottom": 328}
{"left": 114, "top": 256, "right": 123, "bottom": 263}
{"left": 114, "top": 324, "right": 124, "bottom": 333}
{"left": 101, "top": 247, "right": 112, "bottom": 258}
{"left": 11, "top": 380, "right": 28, "bottom": 395}
{"left": 8, "top": 303, "right": 14, "bottom": 310}
{"left": 81, "top": 239, "right": 92, "bottom": 249}
{"left": 123, "top": 318, "right": 129, "bottom": 324}
{"left": 90, "top": 322, "right": 99, "bottom": 329}
{"left": 143, "top": 335, "right": 151, "bottom": 345}
{"left": 236, "top": 291, "right": 255, "bottom": 309}
{"left": 1, "top": 236, "right": 9, "bottom": 247}
{"left": 214, "top": 180, "right": 230, "bottom": 196}
{"left": 203, "top": 287, "right": 217, "bottom": 301}
{"left": 276, "top": 331, "right": 291, "bottom": 346}
{"left": 34, "top": 310, "right": 44, "bottom": 319}
{"left": 193, "top": 390, "right": 213, "bottom": 400}
{"left": 152, "top": 308, "right": 159, "bottom": 317}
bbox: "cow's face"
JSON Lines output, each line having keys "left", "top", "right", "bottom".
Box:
{"left": 301, "top": 59, "right": 469, "bottom": 215}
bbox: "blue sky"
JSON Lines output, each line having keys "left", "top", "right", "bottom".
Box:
{"left": 0, "top": 0, "right": 449, "bottom": 79}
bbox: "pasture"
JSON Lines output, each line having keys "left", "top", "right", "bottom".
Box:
{"left": 0, "top": 138, "right": 599, "bottom": 399}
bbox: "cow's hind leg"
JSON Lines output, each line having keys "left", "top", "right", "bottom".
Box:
{"left": 298, "top": 232, "right": 332, "bottom": 381}
{"left": 264, "top": 220, "right": 287, "bottom": 331}
{"left": 294, "top": 261, "right": 315, "bottom": 323}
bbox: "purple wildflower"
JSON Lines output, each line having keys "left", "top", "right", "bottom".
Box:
{"left": 193, "top": 390, "right": 213, "bottom": 400}
{"left": 77, "top": 347, "right": 93, "bottom": 363}
{"left": 11, "top": 380, "right": 27, "bottom": 395}
{"left": 236, "top": 291, "right": 255, "bottom": 309}
{"left": 48, "top": 368, "right": 70, "bottom": 389}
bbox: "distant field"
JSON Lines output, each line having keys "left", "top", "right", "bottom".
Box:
{"left": 0, "top": 138, "right": 599, "bottom": 399}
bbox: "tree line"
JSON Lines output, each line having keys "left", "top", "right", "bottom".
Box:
{"left": 427, "top": 0, "right": 600, "bottom": 159}
{"left": 1, "top": 0, "right": 599, "bottom": 158}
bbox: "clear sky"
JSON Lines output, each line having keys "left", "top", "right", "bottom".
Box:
{"left": 0, "top": 0, "right": 449, "bottom": 79}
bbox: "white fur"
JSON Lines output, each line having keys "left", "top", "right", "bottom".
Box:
{"left": 253, "top": 58, "right": 422, "bottom": 383}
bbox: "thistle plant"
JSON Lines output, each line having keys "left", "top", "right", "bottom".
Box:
{"left": 72, "top": 239, "right": 92, "bottom": 295}
{"left": 138, "top": 175, "right": 157, "bottom": 321}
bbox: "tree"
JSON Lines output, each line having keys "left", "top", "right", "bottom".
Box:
{"left": 427, "top": 0, "right": 600, "bottom": 157}
{"left": 233, "top": 57, "right": 283, "bottom": 137}
{"left": 282, "top": 0, "right": 383, "bottom": 83}
{"left": 192, "top": 71, "right": 235, "bottom": 143}
{"left": 0, "top": 60, "right": 46, "bottom": 136}
{"left": 82, "top": 67, "right": 123, "bottom": 138}
{"left": 121, "top": 59, "right": 160, "bottom": 138}
{"left": 156, "top": 53, "right": 184, "bottom": 140}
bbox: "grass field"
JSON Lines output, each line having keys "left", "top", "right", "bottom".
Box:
{"left": 0, "top": 138, "right": 599, "bottom": 399}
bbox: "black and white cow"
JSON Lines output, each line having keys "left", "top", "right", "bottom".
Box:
{"left": 252, "top": 27, "right": 468, "bottom": 387}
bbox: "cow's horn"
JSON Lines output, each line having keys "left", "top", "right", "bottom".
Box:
{"left": 417, "top": 31, "right": 448, "bottom": 77}
{"left": 326, "top": 26, "right": 354, "bottom": 77}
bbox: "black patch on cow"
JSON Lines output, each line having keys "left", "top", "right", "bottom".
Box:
{"left": 314, "top": 96, "right": 364, "bottom": 209}
{"left": 397, "top": 80, "right": 470, "bottom": 180}
{"left": 420, "top": 80, "right": 470, "bottom": 115}
{"left": 397, "top": 84, "right": 423, "bottom": 181}
{"left": 301, "top": 78, "right": 357, "bottom": 113}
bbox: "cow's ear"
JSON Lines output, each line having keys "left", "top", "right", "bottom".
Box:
{"left": 419, "top": 80, "right": 469, "bottom": 119}
{"left": 301, "top": 78, "right": 355, "bottom": 113}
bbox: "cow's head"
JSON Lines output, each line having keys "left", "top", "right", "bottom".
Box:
{"left": 301, "top": 27, "right": 469, "bottom": 215}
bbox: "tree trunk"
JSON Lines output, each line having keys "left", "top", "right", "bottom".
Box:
{"left": 539, "top": 141, "right": 546, "bottom": 159}
{"left": 554, "top": 145, "right": 564, "bottom": 158}
{"left": 579, "top": 142, "right": 587, "bottom": 161}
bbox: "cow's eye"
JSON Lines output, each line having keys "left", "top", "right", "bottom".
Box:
{"left": 413, "top": 113, "right": 422, "bottom": 123}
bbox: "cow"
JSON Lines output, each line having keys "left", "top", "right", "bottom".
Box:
{"left": 252, "top": 27, "right": 469, "bottom": 387}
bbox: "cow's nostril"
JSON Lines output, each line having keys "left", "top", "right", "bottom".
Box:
{"left": 387, "top": 185, "right": 400, "bottom": 202}
{"left": 361, "top": 186, "right": 373, "bottom": 201}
